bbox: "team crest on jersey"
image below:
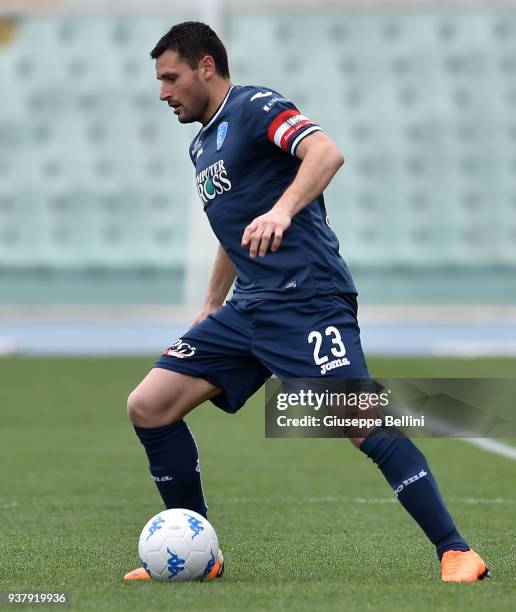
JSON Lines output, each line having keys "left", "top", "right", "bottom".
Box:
{"left": 216, "top": 122, "right": 228, "bottom": 151}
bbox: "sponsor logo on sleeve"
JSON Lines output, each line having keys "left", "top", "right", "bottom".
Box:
{"left": 262, "top": 96, "right": 289, "bottom": 112}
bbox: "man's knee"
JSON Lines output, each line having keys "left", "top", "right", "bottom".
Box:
{"left": 127, "top": 389, "right": 152, "bottom": 427}
{"left": 127, "top": 387, "right": 181, "bottom": 428}
{"left": 127, "top": 368, "right": 220, "bottom": 428}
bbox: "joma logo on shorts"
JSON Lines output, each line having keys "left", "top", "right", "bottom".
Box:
{"left": 320, "top": 356, "right": 350, "bottom": 375}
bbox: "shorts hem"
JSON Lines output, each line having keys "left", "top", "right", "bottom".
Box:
{"left": 154, "top": 358, "right": 243, "bottom": 414}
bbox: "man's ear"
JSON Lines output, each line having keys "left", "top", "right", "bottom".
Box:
{"left": 199, "top": 55, "right": 216, "bottom": 80}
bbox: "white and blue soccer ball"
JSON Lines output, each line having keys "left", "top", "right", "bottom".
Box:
{"left": 138, "top": 508, "right": 219, "bottom": 581}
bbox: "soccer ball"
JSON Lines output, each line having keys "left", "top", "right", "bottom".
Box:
{"left": 138, "top": 508, "right": 219, "bottom": 581}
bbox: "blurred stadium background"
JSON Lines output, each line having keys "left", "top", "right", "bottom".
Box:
{"left": 0, "top": 0, "right": 515, "bottom": 357}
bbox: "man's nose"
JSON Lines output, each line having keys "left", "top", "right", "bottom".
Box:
{"left": 160, "top": 84, "right": 171, "bottom": 101}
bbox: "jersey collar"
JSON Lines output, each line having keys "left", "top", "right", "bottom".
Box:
{"left": 202, "top": 86, "right": 234, "bottom": 131}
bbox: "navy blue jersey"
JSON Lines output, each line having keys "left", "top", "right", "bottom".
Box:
{"left": 189, "top": 85, "right": 357, "bottom": 301}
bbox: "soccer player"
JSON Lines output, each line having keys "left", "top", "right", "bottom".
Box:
{"left": 124, "top": 21, "right": 488, "bottom": 583}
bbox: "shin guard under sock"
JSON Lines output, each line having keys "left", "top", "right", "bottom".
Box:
{"left": 134, "top": 420, "right": 207, "bottom": 517}
{"left": 360, "top": 426, "right": 469, "bottom": 558}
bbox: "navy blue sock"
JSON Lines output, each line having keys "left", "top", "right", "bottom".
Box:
{"left": 134, "top": 420, "right": 207, "bottom": 517}
{"left": 360, "top": 426, "right": 469, "bottom": 559}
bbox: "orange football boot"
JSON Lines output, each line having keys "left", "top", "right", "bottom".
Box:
{"left": 441, "top": 549, "right": 490, "bottom": 582}
{"left": 123, "top": 566, "right": 151, "bottom": 581}
{"left": 123, "top": 550, "right": 224, "bottom": 581}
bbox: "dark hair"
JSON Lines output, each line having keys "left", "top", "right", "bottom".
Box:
{"left": 151, "top": 21, "right": 230, "bottom": 78}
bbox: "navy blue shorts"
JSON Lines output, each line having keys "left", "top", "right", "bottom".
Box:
{"left": 155, "top": 294, "right": 369, "bottom": 413}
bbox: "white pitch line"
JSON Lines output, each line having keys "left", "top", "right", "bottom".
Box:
{"left": 456, "top": 498, "right": 509, "bottom": 504}
{"left": 463, "top": 438, "right": 516, "bottom": 461}
{"left": 226, "top": 496, "right": 514, "bottom": 505}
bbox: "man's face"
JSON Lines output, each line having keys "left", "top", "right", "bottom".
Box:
{"left": 156, "top": 50, "right": 209, "bottom": 124}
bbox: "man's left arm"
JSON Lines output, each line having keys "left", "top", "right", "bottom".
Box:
{"left": 241, "top": 132, "right": 344, "bottom": 258}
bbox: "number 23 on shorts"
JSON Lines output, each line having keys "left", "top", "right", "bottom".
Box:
{"left": 308, "top": 326, "right": 349, "bottom": 373}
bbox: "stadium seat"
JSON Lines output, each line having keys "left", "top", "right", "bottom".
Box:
{"left": 0, "top": 15, "right": 197, "bottom": 273}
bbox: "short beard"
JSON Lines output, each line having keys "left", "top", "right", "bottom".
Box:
{"left": 179, "top": 79, "right": 210, "bottom": 124}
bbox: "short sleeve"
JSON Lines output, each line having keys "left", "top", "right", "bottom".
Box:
{"left": 242, "top": 89, "right": 322, "bottom": 156}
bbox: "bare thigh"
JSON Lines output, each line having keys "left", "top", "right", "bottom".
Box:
{"left": 127, "top": 368, "right": 222, "bottom": 428}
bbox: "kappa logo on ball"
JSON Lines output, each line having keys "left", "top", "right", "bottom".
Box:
{"left": 184, "top": 513, "right": 205, "bottom": 540}
{"left": 164, "top": 339, "right": 197, "bottom": 359}
{"left": 146, "top": 515, "right": 165, "bottom": 540}
{"left": 201, "top": 550, "right": 216, "bottom": 578}
{"left": 166, "top": 549, "right": 186, "bottom": 577}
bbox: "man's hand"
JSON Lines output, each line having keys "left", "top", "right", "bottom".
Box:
{"left": 190, "top": 303, "right": 222, "bottom": 329}
{"left": 241, "top": 207, "right": 292, "bottom": 258}
{"left": 241, "top": 133, "right": 344, "bottom": 258}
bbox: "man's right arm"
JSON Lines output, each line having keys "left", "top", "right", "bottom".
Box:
{"left": 190, "top": 244, "right": 236, "bottom": 328}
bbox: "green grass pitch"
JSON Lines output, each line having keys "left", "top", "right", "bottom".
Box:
{"left": 1, "top": 356, "right": 516, "bottom": 611}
